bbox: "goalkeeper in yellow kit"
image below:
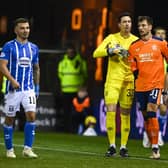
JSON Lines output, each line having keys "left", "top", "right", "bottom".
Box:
{"left": 93, "top": 12, "right": 138, "bottom": 157}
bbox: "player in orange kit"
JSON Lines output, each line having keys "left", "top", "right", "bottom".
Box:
{"left": 128, "top": 16, "right": 168, "bottom": 159}
{"left": 142, "top": 27, "right": 168, "bottom": 148}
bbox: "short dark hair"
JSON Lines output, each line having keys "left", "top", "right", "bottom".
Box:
{"left": 138, "top": 16, "right": 153, "bottom": 25}
{"left": 13, "top": 18, "right": 29, "bottom": 28}
{"left": 118, "top": 12, "right": 133, "bottom": 22}
{"left": 153, "top": 26, "right": 166, "bottom": 34}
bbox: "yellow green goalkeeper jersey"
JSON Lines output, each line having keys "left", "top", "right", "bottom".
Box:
{"left": 93, "top": 32, "right": 138, "bottom": 82}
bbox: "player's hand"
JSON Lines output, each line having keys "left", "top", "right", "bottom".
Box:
{"left": 107, "top": 47, "right": 120, "bottom": 56}
{"left": 11, "top": 80, "right": 20, "bottom": 90}
{"left": 34, "top": 84, "right": 40, "bottom": 99}
{"left": 119, "top": 48, "right": 129, "bottom": 58}
{"left": 107, "top": 44, "right": 128, "bottom": 58}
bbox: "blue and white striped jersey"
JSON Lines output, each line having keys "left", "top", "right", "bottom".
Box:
{"left": 0, "top": 39, "right": 39, "bottom": 93}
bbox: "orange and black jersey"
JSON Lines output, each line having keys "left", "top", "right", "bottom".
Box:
{"left": 128, "top": 37, "right": 168, "bottom": 91}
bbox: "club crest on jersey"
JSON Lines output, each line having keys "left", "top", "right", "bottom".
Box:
{"left": 0, "top": 52, "right": 5, "bottom": 57}
{"left": 18, "top": 57, "right": 31, "bottom": 67}
{"left": 152, "top": 45, "right": 157, "bottom": 50}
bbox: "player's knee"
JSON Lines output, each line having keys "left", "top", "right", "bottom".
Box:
{"left": 120, "top": 107, "right": 130, "bottom": 115}
{"left": 106, "top": 104, "right": 117, "bottom": 112}
{"left": 26, "top": 112, "right": 36, "bottom": 122}
{"left": 5, "top": 116, "right": 15, "bottom": 126}
{"left": 147, "top": 103, "right": 158, "bottom": 112}
{"left": 159, "top": 105, "right": 167, "bottom": 115}
{"left": 160, "top": 110, "right": 167, "bottom": 116}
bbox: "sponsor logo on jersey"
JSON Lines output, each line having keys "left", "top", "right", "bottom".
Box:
{"left": 18, "top": 57, "right": 31, "bottom": 67}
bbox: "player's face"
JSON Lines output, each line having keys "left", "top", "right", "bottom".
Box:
{"left": 14, "top": 22, "right": 30, "bottom": 40}
{"left": 118, "top": 16, "right": 132, "bottom": 33}
{"left": 138, "top": 20, "right": 152, "bottom": 37}
{"left": 155, "top": 29, "right": 166, "bottom": 40}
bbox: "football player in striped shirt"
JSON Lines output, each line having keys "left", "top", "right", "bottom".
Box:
{"left": 0, "top": 18, "right": 40, "bottom": 158}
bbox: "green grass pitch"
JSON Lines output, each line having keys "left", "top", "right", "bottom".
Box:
{"left": 0, "top": 131, "right": 168, "bottom": 168}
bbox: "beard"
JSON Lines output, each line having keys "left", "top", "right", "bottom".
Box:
{"left": 20, "top": 34, "right": 29, "bottom": 40}
{"left": 140, "top": 31, "right": 150, "bottom": 38}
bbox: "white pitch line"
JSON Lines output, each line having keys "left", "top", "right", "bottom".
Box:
{"left": 0, "top": 142, "right": 101, "bottom": 156}
{"left": 0, "top": 142, "right": 168, "bottom": 163}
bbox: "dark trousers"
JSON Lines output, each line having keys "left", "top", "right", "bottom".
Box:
{"left": 72, "top": 111, "right": 86, "bottom": 134}
{"left": 62, "top": 92, "right": 77, "bottom": 133}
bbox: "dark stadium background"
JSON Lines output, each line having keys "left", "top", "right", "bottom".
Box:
{"left": 0, "top": 0, "right": 168, "bottom": 136}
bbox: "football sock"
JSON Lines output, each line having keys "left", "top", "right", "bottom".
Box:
{"left": 121, "top": 113, "right": 130, "bottom": 147}
{"left": 106, "top": 112, "right": 116, "bottom": 145}
{"left": 3, "top": 125, "right": 13, "bottom": 150}
{"left": 158, "top": 115, "right": 167, "bottom": 132}
{"left": 147, "top": 117, "right": 159, "bottom": 145}
{"left": 24, "top": 122, "right": 36, "bottom": 148}
{"left": 144, "top": 120, "right": 151, "bottom": 142}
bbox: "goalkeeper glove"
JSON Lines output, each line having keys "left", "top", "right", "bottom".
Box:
{"left": 119, "top": 49, "right": 129, "bottom": 58}
{"left": 107, "top": 45, "right": 128, "bottom": 58}
{"left": 107, "top": 47, "right": 119, "bottom": 56}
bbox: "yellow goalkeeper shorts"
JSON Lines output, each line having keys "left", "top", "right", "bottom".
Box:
{"left": 104, "top": 79, "right": 134, "bottom": 109}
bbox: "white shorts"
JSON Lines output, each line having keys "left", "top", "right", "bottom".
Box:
{"left": 4, "top": 90, "right": 36, "bottom": 117}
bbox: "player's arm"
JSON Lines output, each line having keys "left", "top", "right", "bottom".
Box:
{"left": 162, "top": 66, "right": 168, "bottom": 105}
{"left": 93, "top": 34, "right": 114, "bottom": 58}
{"left": 33, "top": 63, "right": 40, "bottom": 85}
{"left": 163, "top": 64, "right": 168, "bottom": 91}
{"left": 128, "top": 46, "right": 139, "bottom": 79}
{"left": 93, "top": 34, "right": 128, "bottom": 58}
{"left": 106, "top": 45, "right": 129, "bottom": 57}
{"left": 161, "top": 41, "right": 168, "bottom": 95}
{"left": 33, "top": 63, "right": 40, "bottom": 98}
{"left": 0, "top": 43, "right": 20, "bottom": 89}
{"left": 0, "top": 59, "right": 20, "bottom": 89}
{"left": 32, "top": 46, "right": 40, "bottom": 97}
{"left": 161, "top": 40, "right": 168, "bottom": 63}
